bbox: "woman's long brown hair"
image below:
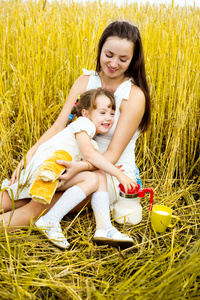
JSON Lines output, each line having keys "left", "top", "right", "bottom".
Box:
{"left": 96, "top": 21, "right": 151, "bottom": 133}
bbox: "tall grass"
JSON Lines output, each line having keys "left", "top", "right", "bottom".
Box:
{"left": 0, "top": 0, "right": 199, "bottom": 298}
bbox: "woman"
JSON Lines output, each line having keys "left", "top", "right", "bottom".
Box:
{"left": 59, "top": 20, "right": 150, "bottom": 204}
{"left": 0, "top": 21, "right": 150, "bottom": 242}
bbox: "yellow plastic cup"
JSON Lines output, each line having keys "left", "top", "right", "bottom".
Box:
{"left": 151, "top": 205, "right": 180, "bottom": 233}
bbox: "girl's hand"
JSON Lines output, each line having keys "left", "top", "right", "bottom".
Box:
{"left": 57, "top": 160, "right": 84, "bottom": 182}
{"left": 9, "top": 154, "right": 32, "bottom": 185}
{"left": 117, "top": 172, "right": 137, "bottom": 194}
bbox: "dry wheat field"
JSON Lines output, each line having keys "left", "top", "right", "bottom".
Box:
{"left": 0, "top": 0, "right": 199, "bottom": 299}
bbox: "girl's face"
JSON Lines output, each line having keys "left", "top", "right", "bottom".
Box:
{"left": 83, "top": 95, "right": 115, "bottom": 135}
{"left": 100, "top": 36, "right": 134, "bottom": 79}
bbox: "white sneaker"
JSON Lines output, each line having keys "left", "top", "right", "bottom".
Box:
{"left": 93, "top": 226, "right": 134, "bottom": 249}
{"left": 35, "top": 217, "right": 70, "bottom": 249}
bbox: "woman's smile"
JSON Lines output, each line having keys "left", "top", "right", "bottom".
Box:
{"left": 107, "top": 65, "right": 119, "bottom": 73}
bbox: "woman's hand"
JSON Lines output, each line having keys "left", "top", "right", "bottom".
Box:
{"left": 9, "top": 154, "right": 32, "bottom": 185}
{"left": 115, "top": 164, "right": 125, "bottom": 172}
{"left": 117, "top": 172, "right": 137, "bottom": 194}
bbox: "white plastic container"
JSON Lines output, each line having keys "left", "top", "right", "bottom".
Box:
{"left": 113, "top": 184, "right": 153, "bottom": 225}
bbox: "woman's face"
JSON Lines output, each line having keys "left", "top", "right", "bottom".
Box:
{"left": 100, "top": 36, "right": 134, "bottom": 79}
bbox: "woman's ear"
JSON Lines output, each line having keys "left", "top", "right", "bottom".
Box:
{"left": 82, "top": 109, "right": 89, "bottom": 118}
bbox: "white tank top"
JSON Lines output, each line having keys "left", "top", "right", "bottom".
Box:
{"left": 83, "top": 69, "right": 139, "bottom": 177}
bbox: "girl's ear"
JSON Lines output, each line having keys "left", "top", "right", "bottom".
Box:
{"left": 82, "top": 109, "right": 89, "bottom": 118}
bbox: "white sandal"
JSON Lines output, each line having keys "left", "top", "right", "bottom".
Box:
{"left": 35, "top": 217, "right": 70, "bottom": 249}
{"left": 93, "top": 226, "right": 134, "bottom": 249}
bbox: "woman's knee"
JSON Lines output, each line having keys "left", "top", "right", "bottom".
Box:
{"left": 0, "top": 190, "right": 13, "bottom": 212}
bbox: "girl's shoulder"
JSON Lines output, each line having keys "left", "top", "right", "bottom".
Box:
{"left": 70, "top": 117, "right": 96, "bottom": 139}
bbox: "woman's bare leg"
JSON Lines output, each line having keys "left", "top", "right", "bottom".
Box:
{"left": 0, "top": 171, "right": 98, "bottom": 231}
{"left": 0, "top": 194, "right": 58, "bottom": 230}
{"left": 0, "top": 190, "right": 30, "bottom": 213}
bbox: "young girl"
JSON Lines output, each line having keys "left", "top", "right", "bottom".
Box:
{"left": 2, "top": 89, "right": 136, "bottom": 248}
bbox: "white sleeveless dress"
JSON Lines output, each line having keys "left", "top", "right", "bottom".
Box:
{"left": 2, "top": 117, "right": 98, "bottom": 200}
{"left": 83, "top": 69, "right": 142, "bottom": 206}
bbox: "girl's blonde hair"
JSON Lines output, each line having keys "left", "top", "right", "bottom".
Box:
{"left": 67, "top": 89, "right": 116, "bottom": 126}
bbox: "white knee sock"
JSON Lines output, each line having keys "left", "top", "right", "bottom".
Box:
{"left": 43, "top": 185, "right": 86, "bottom": 224}
{"left": 91, "top": 191, "right": 113, "bottom": 230}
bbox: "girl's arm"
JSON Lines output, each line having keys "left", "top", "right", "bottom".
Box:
{"left": 102, "top": 85, "right": 145, "bottom": 164}
{"left": 9, "top": 75, "right": 89, "bottom": 184}
{"left": 76, "top": 131, "right": 136, "bottom": 192}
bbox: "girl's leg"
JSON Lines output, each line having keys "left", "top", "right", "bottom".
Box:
{"left": 91, "top": 170, "right": 113, "bottom": 230}
{"left": 35, "top": 171, "right": 98, "bottom": 249}
{"left": 0, "top": 171, "right": 97, "bottom": 231}
{"left": 40, "top": 171, "right": 98, "bottom": 224}
{"left": 91, "top": 170, "right": 134, "bottom": 248}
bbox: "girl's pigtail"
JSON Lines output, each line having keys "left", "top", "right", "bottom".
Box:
{"left": 66, "top": 96, "right": 80, "bottom": 126}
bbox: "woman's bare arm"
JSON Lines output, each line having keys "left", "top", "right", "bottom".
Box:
{"left": 10, "top": 75, "right": 89, "bottom": 184}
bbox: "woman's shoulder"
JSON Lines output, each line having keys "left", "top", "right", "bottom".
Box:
{"left": 129, "top": 84, "right": 145, "bottom": 103}
{"left": 114, "top": 79, "right": 137, "bottom": 101}
{"left": 73, "top": 69, "right": 98, "bottom": 90}
{"left": 82, "top": 69, "right": 97, "bottom": 76}
{"left": 120, "top": 84, "right": 145, "bottom": 113}
{"left": 81, "top": 69, "right": 101, "bottom": 90}
{"left": 69, "top": 73, "right": 90, "bottom": 96}
{"left": 74, "top": 73, "right": 90, "bottom": 85}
